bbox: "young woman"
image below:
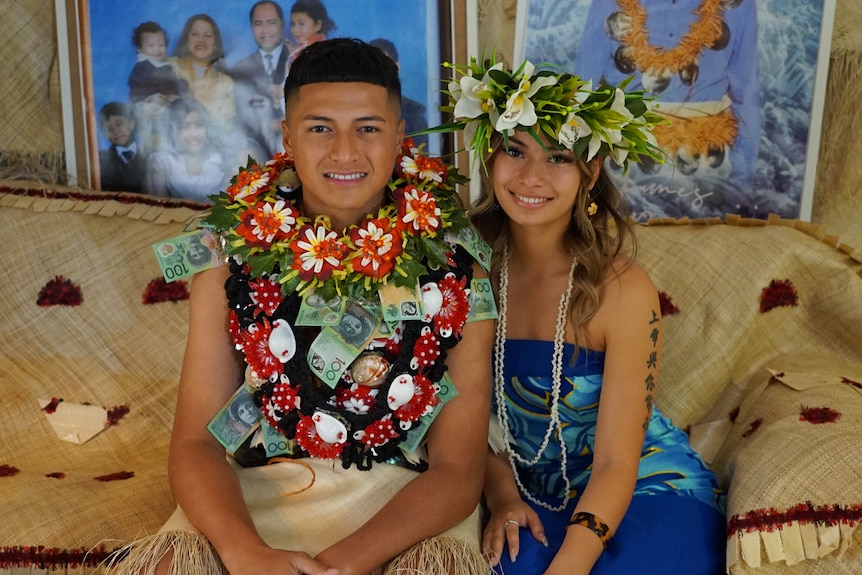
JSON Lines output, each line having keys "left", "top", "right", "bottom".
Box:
{"left": 435, "top": 59, "right": 726, "bottom": 574}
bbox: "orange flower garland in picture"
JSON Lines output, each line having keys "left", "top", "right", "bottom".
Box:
{"left": 615, "top": 0, "right": 724, "bottom": 75}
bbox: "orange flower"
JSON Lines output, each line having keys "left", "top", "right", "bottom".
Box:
{"left": 350, "top": 217, "right": 403, "bottom": 279}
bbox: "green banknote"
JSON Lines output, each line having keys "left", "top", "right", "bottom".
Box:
{"left": 467, "top": 277, "right": 498, "bottom": 322}
{"left": 152, "top": 228, "right": 222, "bottom": 282}
{"left": 207, "top": 384, "right": 261, "bottom": 453}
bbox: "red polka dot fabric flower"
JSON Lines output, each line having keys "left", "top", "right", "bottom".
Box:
{"left": 37, "top": 276, "right": 83, "bottom": 307}
{"left": 289, "top": 223, "right": 349, "bottom": 282}
{"left": 411, "top": 328, "right": 441, "bottom": 371}
{"left": 349, "top": 216, "right": 403, "bottom": 279}
{"left": 249, "top": 276, "right": 283, "bottom": 317}
{"left": 357, "top": 415, "right": 400, "bottom": 448}
{"left": 261, "top": 378, "right": 299, "bottom": 426}
{"left": 397, "top": 186, "right": 441, "bottom": 234}
{"left": 760, "top": 279, "right": 798, "bottom": 313}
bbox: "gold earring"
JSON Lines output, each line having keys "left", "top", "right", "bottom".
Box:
{"left": 587, "top": 201, "right": 598, "bottom": 217}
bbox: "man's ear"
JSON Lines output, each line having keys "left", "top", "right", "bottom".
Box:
{"left": 282, "top": 120, "right": 292, "bottom": 156}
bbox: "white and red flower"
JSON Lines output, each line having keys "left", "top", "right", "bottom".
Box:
{"left": 226, "top": 166, "right": 271, "bottom": 202}
{"left": 335, "top": 383, "right": 378, "bottom": 415}
{"left": 294, "top": 414, "right": 344, "bottom": 459}
{"left": 433, "top": 273, "right": 470, "bottom": 338}
{"left": 235, "top": 319, "right": 280, "bottom": 382}
{"left": 400, "top": 153, "right": 446, "bottom": 183}
{"left": 397, "top": 186, "right": 442, "bottom": 234}
{"left": 394, "top": 373, "right": 439, "bottom": 423}
{"left": 289, "top": 224, "right": 349, "bottom": 282}
{"left": 349, "top": 217, "right": 403, "bottom": 279}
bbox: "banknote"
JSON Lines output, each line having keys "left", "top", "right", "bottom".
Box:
{"left": 308, "top": 302, "right": 379, "bottom": 388}
{"left": 378, "top": 282, "right": 423, "bottom": 324}
{"left": 207, "top": 384, "right": 261, "bottom": 453}
{"left": 466, "top": 277, "right": 498, "bottom": 322}
{"left": 400, "top": 373, "right": 459, "bottom": 456}
{"left": 447, "top": 225, "right": 492, "bottom": 273}
{"left": 261, "top": 418, "right": 294, "bottom": 457}
{"left": 296, "top": 292, "right": 344, "bottom": 326}
{"left": 152, "top": 228, "right": 223, "bottom": 283}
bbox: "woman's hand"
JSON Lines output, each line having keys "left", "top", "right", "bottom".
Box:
{"left": 481, "top": 499, "right": 547, "bottom": 567}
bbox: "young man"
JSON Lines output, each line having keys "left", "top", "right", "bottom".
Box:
{"left": 109, "top": 38, "right": 492, "bottom": 575}
{"left": 97, "top": 102, "right": 147, "bottom": 193}
{"left": 230, "top": 1, "right": 291, "bottom": 159}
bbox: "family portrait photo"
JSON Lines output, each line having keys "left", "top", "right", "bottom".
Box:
{"left": 82, "top": 0, "right": 448, "bottom": 200}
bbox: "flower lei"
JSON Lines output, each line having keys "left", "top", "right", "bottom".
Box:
{"left": 424, "top": 54, "right": 666, "bottom": 171}
{"left": 616, "top": 0, "right": 725, "bottom": 75}
{"left": 204, "top": 140, "right": 478, "bottom": 470}
{"left": 204, "top": 139, "right": 470, "bottom": 302}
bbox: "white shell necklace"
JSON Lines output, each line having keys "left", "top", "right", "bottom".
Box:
{"left": 494, "top": 244, "right": 578, "bottom": 512}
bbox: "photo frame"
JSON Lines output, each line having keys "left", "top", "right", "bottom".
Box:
{"left": 57, "top": 0, "right": 465, "bottom": 200}
{"left": 514, "top": 0, "right": 836, "bottom": 221}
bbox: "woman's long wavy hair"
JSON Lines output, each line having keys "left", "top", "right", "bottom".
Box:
{"left": 469, "top": 134, "right": 637, "bottom": 342}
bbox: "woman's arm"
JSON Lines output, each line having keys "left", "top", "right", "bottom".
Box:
{"left": 545, "top": 260, "right": 662, "bottom": 575}
{"left": 315, "top": 264, "right": 495, "bottom": 575}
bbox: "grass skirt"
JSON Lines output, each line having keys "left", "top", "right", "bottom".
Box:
{"left": 103, "top": 457, "right": 488, "bottom": 574}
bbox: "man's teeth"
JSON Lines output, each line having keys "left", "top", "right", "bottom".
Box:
{"left": 327, "top": 173, "right": 364, "bottom": 181}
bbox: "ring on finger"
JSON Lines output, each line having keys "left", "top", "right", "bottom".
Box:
{"left": 503, "top": 519, "right": 521, "bottom": 529}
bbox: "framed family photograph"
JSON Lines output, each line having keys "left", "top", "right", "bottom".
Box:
{"left": 56, "top": 0, "right": 465, "bottom": 201}
{"left": 514, "top": 0, "right": 836, "bottom": 221}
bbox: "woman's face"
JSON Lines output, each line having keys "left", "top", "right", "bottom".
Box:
{"left": 290, "top": 11, "right": 322, "bottom": 44}
{"left": 491, "top": 133, "right": 593, "bottom": 234}
{"left": 187, "top": 19, "right": 216, "bottom": 65}
{"left": 178, "top": 110, "right": 207, "bottom": 153}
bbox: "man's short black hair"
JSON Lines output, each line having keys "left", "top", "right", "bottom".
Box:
{"left": 283, "top": 38, "right": 401, "bottom": 108}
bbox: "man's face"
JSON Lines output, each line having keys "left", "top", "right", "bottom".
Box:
{"left": 105, "top": 115, "right": 134, "bottom": 147}
{"left": 282, "top": 82, "right": 404, "bottom": 230}
{"left": 252, "top": 3, "right": 285, "bottom": 52}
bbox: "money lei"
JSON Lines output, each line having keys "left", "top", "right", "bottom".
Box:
{"left": 211, "top": 142, "right": 482, "bottom": 470}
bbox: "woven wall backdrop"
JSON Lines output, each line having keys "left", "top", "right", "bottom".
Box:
{"left": 1, "top": 0, "right": 860, "bottom": 248}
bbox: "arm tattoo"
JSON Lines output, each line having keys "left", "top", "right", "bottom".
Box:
{"left": 642, "top": 308, "right": 660, "bottom": 431}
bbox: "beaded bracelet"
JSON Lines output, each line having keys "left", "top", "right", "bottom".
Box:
{"left": 567, "top": 511, "right": 612, "bottom": 549}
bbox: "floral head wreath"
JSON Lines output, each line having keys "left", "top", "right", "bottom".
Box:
{"left": 428, "top": 54, "right": 666, "bottom": 171}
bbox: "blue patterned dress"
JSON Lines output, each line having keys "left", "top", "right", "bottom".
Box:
{"left": 494, "top": 340, "right": 725, "bottom": 574}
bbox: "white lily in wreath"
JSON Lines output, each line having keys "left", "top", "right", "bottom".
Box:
{"left": 495, "top": 61, "right": 558, "bottom": 132}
